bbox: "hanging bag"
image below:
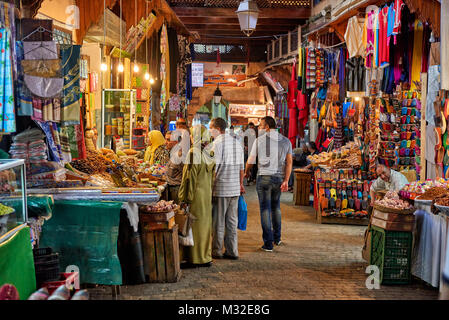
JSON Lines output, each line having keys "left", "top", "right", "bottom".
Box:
{"left": 237, "top": 195, "right": 247, "bottom": 231}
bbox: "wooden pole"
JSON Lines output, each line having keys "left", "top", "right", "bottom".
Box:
{"left": 420, "top": 72, "right": 428, "bottom": 181}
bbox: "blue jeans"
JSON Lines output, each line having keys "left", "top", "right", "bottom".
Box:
{"left": 256, "top": 175, "right": 282, "bottom": 250}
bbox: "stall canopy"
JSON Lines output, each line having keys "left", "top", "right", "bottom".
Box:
{"left": 74, "top": 0, "right": 191, "bottom": 45}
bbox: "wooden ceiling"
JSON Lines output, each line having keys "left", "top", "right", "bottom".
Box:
{"left": 168, "top": 0, "right": 311, "bottom": 45}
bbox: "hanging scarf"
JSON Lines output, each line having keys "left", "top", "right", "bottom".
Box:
{"left": 60, "top": 45, "right": 81, "bottom": 124}
{"left": 0, "top": 29, "right": 15, "bottom": 134}
{"left": 15, "top": 41, "right": 33, "bottom": 116}
{"left": 410, "top": 19, "right": 423, "bottom": 91}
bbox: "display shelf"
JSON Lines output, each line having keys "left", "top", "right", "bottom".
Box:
{"left": 0, "top": 159, "right": 28, "bottom": 237}
{"left": 101, "top": 89, "right": 136, "bottom": 149}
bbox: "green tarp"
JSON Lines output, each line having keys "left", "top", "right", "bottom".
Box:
{"left": 0, "top": 226, "right": 36, "bottom": 300}
{"left": 39, "top": 200, "right": 123, "bottom": 285}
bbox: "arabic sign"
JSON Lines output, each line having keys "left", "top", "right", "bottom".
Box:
{"left": 192, "top": 63, "right": 204, "bottom": 87}
{"left": 229, "top": 104, "right": 266, "bottom": 118}
{"left": 203, "top": 62, "right": 247, "bottom": 87}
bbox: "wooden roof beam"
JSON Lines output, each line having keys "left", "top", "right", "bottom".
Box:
{"left": 173, "top": 7, "right": 311, "bottom": 19}
{"left": 180, "top": 17, "right": 306, "bottom": 25}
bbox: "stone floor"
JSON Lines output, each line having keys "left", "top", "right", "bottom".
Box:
{"left": 90, "top": 185, "right": 439, "bottom": 300}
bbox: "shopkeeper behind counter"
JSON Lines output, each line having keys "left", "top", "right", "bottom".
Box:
{"left": 144, "top": 130, "right": 170, "bottom": 165}
{"left": 369, "top": 163, "right": 409, "bottom": 205}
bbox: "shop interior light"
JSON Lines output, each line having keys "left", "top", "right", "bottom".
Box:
{"left": 133, "top": 64, "right": 139, "bottom": 73}
{"left": 149, "top": 78, "right": 155, "bottom": 85}
{"left": 118, "top": 63, "right": 124, "bottom": 73}
{"left": 213, "top": 84, "right": 222, "bottom": 106}
{"left": 101, "top": 61, "right": 108, "bottom": 72}
{"left": 145, "top": 72, "right": 150, "bottom": 80}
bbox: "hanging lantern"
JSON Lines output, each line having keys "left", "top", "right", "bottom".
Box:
{"left": 101, "top": 59, "right": 108, "bottom": 72}
{"left": 236, "top": 0, "right": 259, "bottom": 37}
{"left": 213, "top": 84, "right": 222, "bottom": 106}
{"left": 133, "top": 63, "right": 140, "bottom": 73}
{"left": 118, "top": 62, "right": 124, "bottom": 73}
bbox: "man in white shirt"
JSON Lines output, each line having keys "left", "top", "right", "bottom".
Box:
{"left": 369, "top": 163, "right": 409, "bottom": 205}
{"left": 210, "top": 117, "right": 245, "bottom": 260}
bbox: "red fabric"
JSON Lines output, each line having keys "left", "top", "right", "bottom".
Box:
{"left": 216, "top": 48, "right": 221, "bottom": 66}
{"left": 315, "top": 128, "right": 323, "bottom": 151}
{"left": 287, "top": 62, "right": 298, "bottom": 109}
{"left": 297, "top": 91, "right": 308, "bottom": 138}
{"left": 288, "top": 108, "right": 298, "bottom": 148}
{"left": 379, "top": 6, "right": 390, "bottom": 66}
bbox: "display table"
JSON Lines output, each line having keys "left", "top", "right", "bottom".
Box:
{"left": 313, "top": 167, "right": 370, "bottom": 226}
{"left": 412, "top": 203, "right": 449, "bottom": 291}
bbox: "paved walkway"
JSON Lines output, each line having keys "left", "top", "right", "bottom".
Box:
{"left": 91, "top": 186, "right": 438, "bottom": 300}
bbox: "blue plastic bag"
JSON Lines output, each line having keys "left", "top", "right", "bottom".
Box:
{"left": 238, "top": 195, "right": 247, "bottom": 231}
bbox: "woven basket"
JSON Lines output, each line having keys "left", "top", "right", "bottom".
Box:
{"left": 373, "top": 204, "right": 416, "bottom": 215}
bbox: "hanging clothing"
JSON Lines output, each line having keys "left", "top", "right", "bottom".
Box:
{"left": 288, "top": 108, "right": 298, "bottom": 147}
{"left": 287, "top": 62, "right": 298, "bottom": 109}
{"left": 379, "top": 6, "right": 390, "bottom": 67}
{"left": 411, "top": 19, "right": 424, "bottom": 91}
{"left": 168, "top": 27, "right": 180, "bottom": 94}
{"left": 345, "top": 16, "right": 365, "bottom": 58}
{"left": 60, "top": 45, "right": 81, "bottom": 124}
{"left": 421, "top": 23, "right": 431, "bottom": 74}
{"left": 392, "top": 0, "right": 405, "bottom": 36}
{"left": 365, "top": 8, "right": 378, "bottom": 68}
{"left": 0, "top": 29, "right": 14, "bottom": 134}
{"left": 306, "top": 48, "right": 316, "bottom": 90}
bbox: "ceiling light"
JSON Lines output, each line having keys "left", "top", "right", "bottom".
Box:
{"left": 236, "top": 0, "right": 259, "bottom": 37}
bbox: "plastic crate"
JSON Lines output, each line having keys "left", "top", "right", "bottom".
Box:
{"left": 370, "top": 226, "right": 413, "bottom": 284}
{"left": 33, "top": 247, "right": 60, "bottom": 284}
{"left": 42, "top": 272, "right": 79, "bottom": 295}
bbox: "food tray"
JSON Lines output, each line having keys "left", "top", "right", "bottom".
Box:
{"left": 373, "top": 204, "right": 416, "bottom": 215}
{"left": 414, "top": 196, "right": 432, "bottom": 205}
{"left": 434, "top": 204, "right": 449, "bottom": 215}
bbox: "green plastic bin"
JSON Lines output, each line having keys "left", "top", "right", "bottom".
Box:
{"left": 370, "top": 225, "right": 413, "bottom": 285}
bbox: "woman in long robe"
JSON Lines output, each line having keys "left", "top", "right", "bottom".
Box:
{"left": 178, "top": 125, "right": 215, "bottom": 267}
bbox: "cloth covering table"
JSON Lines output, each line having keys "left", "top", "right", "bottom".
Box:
{"left": 412, "top": 204, "right": 449, "bottom": 291}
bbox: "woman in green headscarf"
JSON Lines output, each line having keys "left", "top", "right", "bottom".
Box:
{"left": 178, "top": 125, "right": 215, "bottom": 267}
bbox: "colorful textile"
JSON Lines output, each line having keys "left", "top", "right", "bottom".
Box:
{"left": 34, "top": 120, "right": 62, "bottom": 163}
{"left": 411, "top": 20, "right": 423, "bottom": 91}
{"left": 60, "top": 45, "right": 81, "bottom": 124}
{"left": 0, "top": 2, "right": 16, "bottom": 78}
{"left": 345, "top": 16, "right": 365, "bottom": 58}
{"left": 0, "top": 29, "right": 14, "bottom": 134}
{"left": 306, "top": 48, "right": 316, "bottom": 90}
{"left": 58, "top": 126, "right": 72, "bottom": 163}
{"left": 15, "top": 42, "right": 33, "bottom": 116}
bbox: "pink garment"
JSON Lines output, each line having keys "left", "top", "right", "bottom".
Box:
{"left": 366, "top": 11, "right": 376, "bottom": 68}
{"left": 394, "top": 47, "right": 402, "bottom": 83}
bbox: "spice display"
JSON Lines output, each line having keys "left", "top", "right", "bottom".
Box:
{"left": 70, "top": 151, "right": 112, "bottom": 174}
{"left": 416, "top": 187, "right": 449, "bottom": 200}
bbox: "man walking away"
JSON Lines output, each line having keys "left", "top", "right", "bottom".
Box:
{"left": 210, "top": 117, "right": 245, "bottom": 260}
{"left": 245, "top": 116, "right": 293, "bottom": 252}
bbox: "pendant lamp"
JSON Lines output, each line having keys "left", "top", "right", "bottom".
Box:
{"left": 236, "top": 0, "right": 259, "bottom": 37}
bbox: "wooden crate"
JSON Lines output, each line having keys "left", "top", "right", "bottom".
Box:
{"left": 140, "top": 214, "right": 175, "bottom": 231}
{"left": 293, "top": 171, "right": 312, "bottom": 206}
{"left": 141, "top": 224, "right": 181, "bottom": 283}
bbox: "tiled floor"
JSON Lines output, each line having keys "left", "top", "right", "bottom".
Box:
{"left": 90, "top": 186, "right": 438, "bottom": 300}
